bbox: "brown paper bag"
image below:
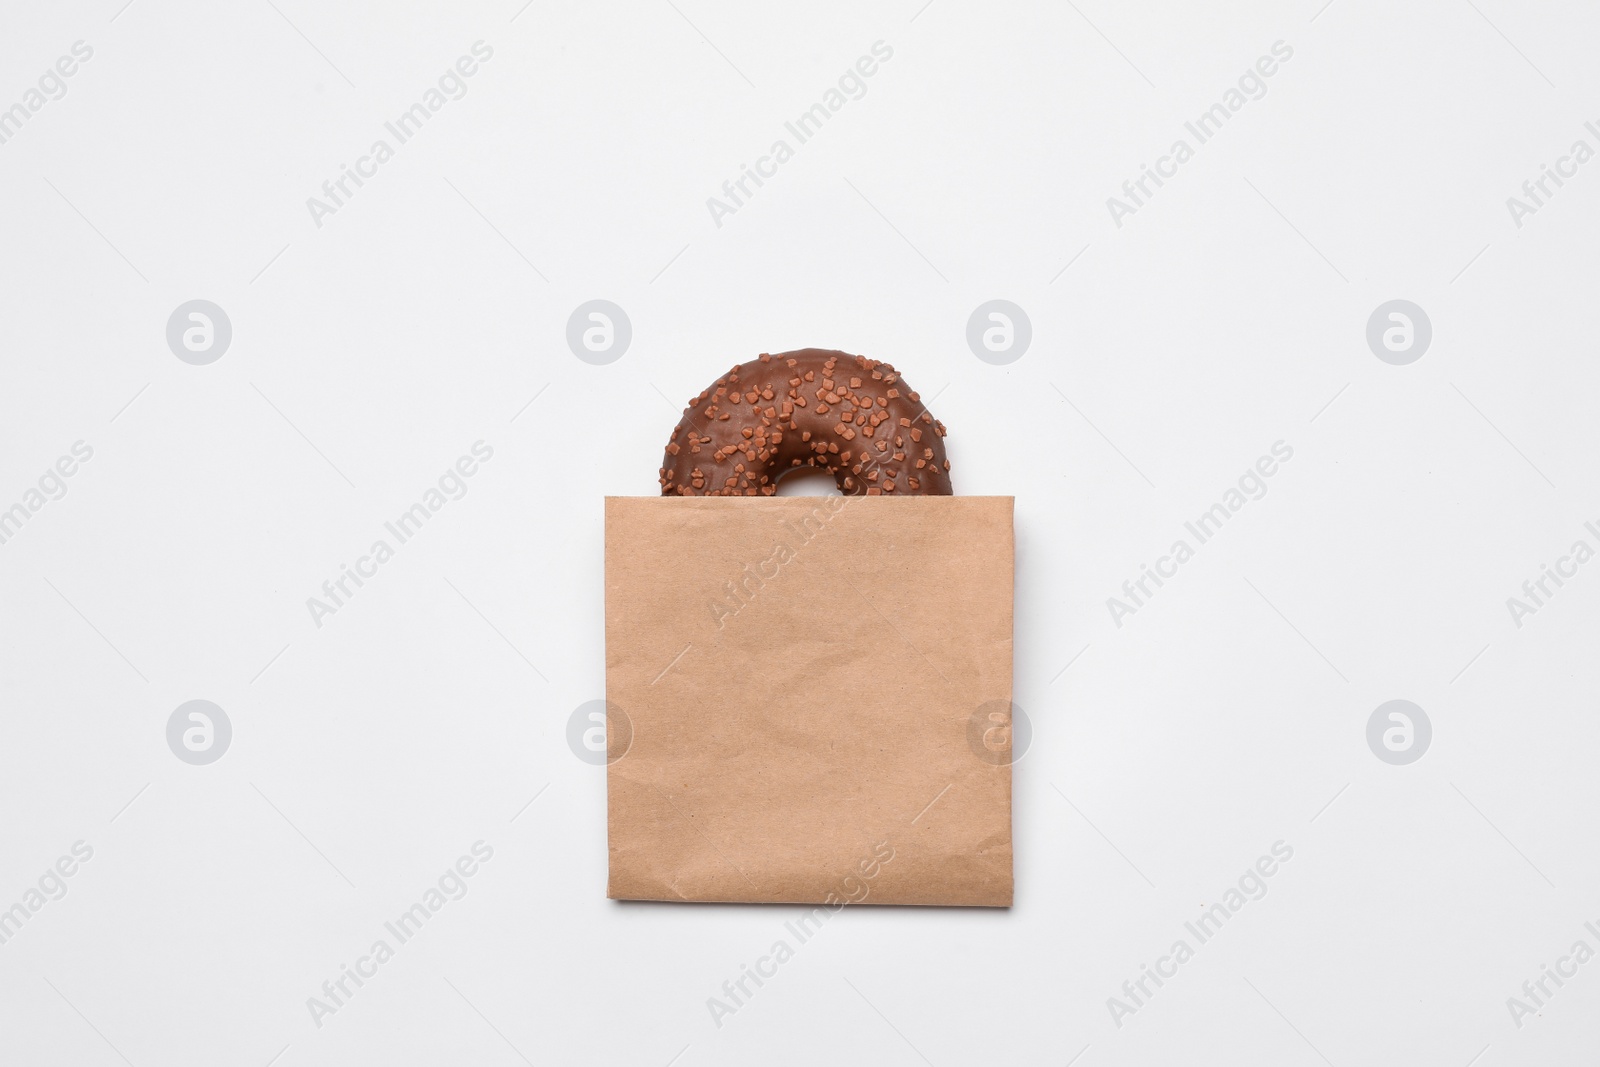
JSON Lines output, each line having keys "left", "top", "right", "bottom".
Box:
{"left": 604, "top": 495, "right": 1014, "bottom": 907}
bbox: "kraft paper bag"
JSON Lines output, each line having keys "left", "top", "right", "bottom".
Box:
{"left": 604, "top": 495, "right": 1015, "bottom": 907}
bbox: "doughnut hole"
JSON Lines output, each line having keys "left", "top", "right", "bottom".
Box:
{"left": 774, "top": 466, "right": 842, "bottom": 496}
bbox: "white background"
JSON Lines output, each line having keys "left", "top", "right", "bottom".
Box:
{"left": 2, "top": 0, "right": 1598, "bottom": 1064}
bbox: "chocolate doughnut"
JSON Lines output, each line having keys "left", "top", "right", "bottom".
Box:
{"left": 660, "top": 348, "right": 950, "bottom": 497}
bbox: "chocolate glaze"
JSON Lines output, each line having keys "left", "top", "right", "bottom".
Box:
{"left": 660, "top": 349, "right": 951, "bottom": 496}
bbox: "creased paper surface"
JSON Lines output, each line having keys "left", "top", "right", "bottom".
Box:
{"left": 605, "top": 496, "right": 1014, "bottom": 907}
